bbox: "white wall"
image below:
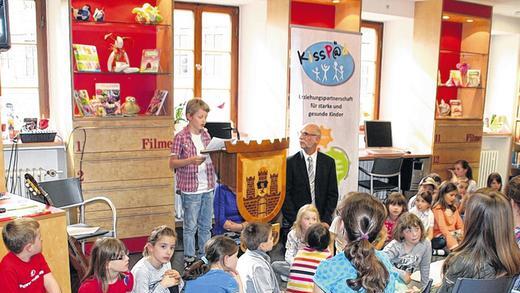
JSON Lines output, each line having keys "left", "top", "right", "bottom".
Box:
{"left": 46, "top": 0, "right": 73, "bottom": 138}
{"left": 378, "top": 17, "right": 435, "bottom": 153}
{"left": 237, "top": 0, "right": 289, "bottom": 140}
{"left": 482, "top": 34, "right": 520, "bottom": 181}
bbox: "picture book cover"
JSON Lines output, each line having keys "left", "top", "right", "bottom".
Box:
{"left": 467, "top": 69, "right": 481, "bottom": 87}
{"left": 447, "top": 70, "right": 462, "bottom": 87}
{"left": 74, "top": 89, "right": 94, "bottom": 116}
{"left": 450, "top": 99, "right": 463, "bottom": 118}
{"left": 140, "top": 49, "right": 160, "bottom": 73}
{"left": 95, "top": 83, "right": 121, "bottom": 115}
{"left": 72, "top": 44, "right": 101, "bottom": 72}
{"left": 145, "top": 90, "right": 168, "bottom": 116}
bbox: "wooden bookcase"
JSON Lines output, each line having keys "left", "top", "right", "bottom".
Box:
{"left": 415, "top": 0, "right": 492, "bottom": 180}
{"left": 68, "top": 0, "right": 175, "bottom": 242}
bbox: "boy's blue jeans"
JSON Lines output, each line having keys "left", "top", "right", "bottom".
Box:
{"left": 181, "top": 190, "right": 214, "bottom": 259}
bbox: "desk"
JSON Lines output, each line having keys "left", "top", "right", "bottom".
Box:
{"left": 358, "top": 149, "right": 432, "bottom": 193}
{"left": 0, "top": 194, "right": 71, "bottom": 292}
{"left": 359, "top": 148, "right": 431, "bottom": 161}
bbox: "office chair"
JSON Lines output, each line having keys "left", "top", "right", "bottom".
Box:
{"left": 451, "top": 275, "right": 517, "bottom": 293}
{"left": 37, "top": 178, "right": 117, "bottom": 252}
{"left": 358, "top": 157, "right": 403, "bottom": 197}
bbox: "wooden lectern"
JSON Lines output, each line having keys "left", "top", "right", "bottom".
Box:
{"left": 208, "top": 138, "right": 289, "bottom": 223}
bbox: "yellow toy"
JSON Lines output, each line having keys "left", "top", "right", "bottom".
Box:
{"left": 121, "top": 96, "right": 141, "bottom": 116}
{"left": 131, "top": 3, "right": 163, "bottom": 24}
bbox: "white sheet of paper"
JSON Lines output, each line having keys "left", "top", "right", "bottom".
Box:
{"left": 204, "top": 137, "right": 230, "bottom": 152}
{"left": 411, "top": 259, "right": 444, "bottom": 287}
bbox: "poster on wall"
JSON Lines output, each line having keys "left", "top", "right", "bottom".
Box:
{"left": 289, "top": 26, "right": 361, "bottom": 198}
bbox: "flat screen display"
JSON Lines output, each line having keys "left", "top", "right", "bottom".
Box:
{"left": 0, "top": 0, "right": 10, "bottom": 52}
{"left": 365, "top": 120, "right": 393, "bottom": 147}
{"left": 205, "top": 122, "right": 232, "bottom": 139}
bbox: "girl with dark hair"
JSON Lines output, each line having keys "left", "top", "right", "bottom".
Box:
{"left": 487, "top": 172, "right": 503, "bottom": 192}
{"left": 313, "top": 193, "right": 398, "bottom": 293}
{"left": 184, "top": 235, "right": 242, "bottom": 293}
{"left": 287, "top": 224, "right": 332, "bottom": 293}
{"left": 439, "top": 190, "right": 520, "bottom": 292}
{"left": 79, "top": 238, "right": 133, "bottom": 293}
{"left": 432, "top": 182, "right": 464, "bottom": 251}
{"left": 450, "top": 160, "right": 477, "bottom": 193}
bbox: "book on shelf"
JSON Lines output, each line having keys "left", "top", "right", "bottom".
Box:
{"left": 466, "top": 69, "right": 481, "bottom": 87}
{"left": 450, "top": 99, "right": 463, "bottom": 117}
{"left": 73, "top": 89, "right": 94, "bottom": 117}
{"left": 95, "top": 83, "right": 121, "bottom": 115}
{"left": 445, "top": 70, "right": 462, "bottom": 87}
{"left": 72, "top": 44, "right": 101, "bottom": 72}
{"left": 140, "top": 49, "right": 160, "bottom": 73}
{"left": 145, "top": 90, "right": 168, "bottom": 116}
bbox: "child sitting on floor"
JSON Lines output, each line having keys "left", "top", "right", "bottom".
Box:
{"left": 0, "top": 218, "right": 61, "bottom": 293}
{"left": 287, "top": 223, "right": 332, "bottom": 293}
{"left": 272, "top": 204, "right": 319, "bottom": 281}
{"left": 409, "top": 190, "right": 434, "bottom": 240}
{"left": 184, "top": 235, "right": 242, "bottom": 293}
{"left": 384, "top": 192, "right": 407, "bottom": 245}
{"left": 383, "top": 212, "right": 432, "bottom": 288}
{"left": 236, "top": 222, "right": 280, "bottom": 293}
{"left": 79, "top": 238, "right": 133, "bottom": 293}
{"left": 131, "top": 225, "right": 182, "bottom": 293}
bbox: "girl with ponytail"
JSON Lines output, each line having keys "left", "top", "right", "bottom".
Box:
{"left": 313, "top": 193, "right": 398, "bottom": 293}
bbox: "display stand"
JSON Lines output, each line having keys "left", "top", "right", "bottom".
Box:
{"left": 68, "top": 0, "right": 175, "bottom": 243}
{"left": 414, "top": 0, "right": 492, "bottom": 180}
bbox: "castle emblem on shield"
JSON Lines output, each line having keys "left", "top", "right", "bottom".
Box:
{"left": 244, "top": 167, "right": 281, "bottom": 218}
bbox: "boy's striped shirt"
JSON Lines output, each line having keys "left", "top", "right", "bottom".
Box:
{"left": 286, "top": 247, "right": 332, "bottom": 293}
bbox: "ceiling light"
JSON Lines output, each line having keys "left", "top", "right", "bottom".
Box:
{"left": 466, "top": 19, "right": 474, "bottom": 23}
{"left": 332, "top": 0, "right": 340, "bottom": 3}
{"left": 442, "top": 15, "right": 450, "bottom": 20}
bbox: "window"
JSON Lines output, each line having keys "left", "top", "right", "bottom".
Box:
{"left": 174, "top": 3, "right": 238, "bottom": 124}
{"left": 360, "top": 21, "right": 383, "bottom": 126}
{"left": 0, "top": 0, "right": 48, "bottom": 120}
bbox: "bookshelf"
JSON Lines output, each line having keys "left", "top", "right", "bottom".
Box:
{"left": 414, "top": 0, "right": 492, "bottom": 180}
{"left": 68, "top": 0, "right": 175, "bottom": 243}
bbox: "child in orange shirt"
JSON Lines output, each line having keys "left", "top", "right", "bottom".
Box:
{"left": 432, "top": 182, "right": 464, "bottom": 252}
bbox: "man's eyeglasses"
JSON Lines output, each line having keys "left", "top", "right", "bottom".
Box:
{"left": 299, "top": 131, "right": 319, "bottom": 137}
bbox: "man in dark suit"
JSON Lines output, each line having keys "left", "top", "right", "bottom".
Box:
{"left": 282, "top": 123, "right": 339, "bottom": 228}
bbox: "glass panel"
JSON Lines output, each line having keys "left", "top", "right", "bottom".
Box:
{"left": 0, "top": 88, "right": 40, "bottom": 119}
{"left": 201, "top": 89, "right": 230, "bottom": 121}
{"left": 174, "top": 9, "right": 195, "bottom": 106}
{"left": 202, "top": 12, "right": 231, "bottom": 51}
{"left": 174, "top": 51, "right": 194, "bottom": 89}
{"left": 359, "top": 26, "right": 379, "bottom": 125}
{"left": 0, "top": 44, "right": 39, "bottom": 87}
{"left": 201, "top": 52, "right": 230, "bottom": 89}
{"left": 0, "top": 0, "right": 40, "bottom": 120}
{"left": 174, "top": 10, "right": 194, "bottom": 50}
{"left": 9, "top": 0, "right": 37, "bottom": 45}
{"left": 174, "top": 89, "right": 194, "bottom": 124}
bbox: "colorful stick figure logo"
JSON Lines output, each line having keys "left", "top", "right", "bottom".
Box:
{"left": 297, "top": 41, "right": 355, "bottom": 86}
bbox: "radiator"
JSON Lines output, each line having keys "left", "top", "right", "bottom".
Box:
{"left": 4, "top": 168, "right": 62, "bottom": 198}
{"left": 478, "top": 150, "right": 499, "bottom": 188}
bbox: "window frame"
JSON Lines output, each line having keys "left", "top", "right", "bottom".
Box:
{"left": 360, "top": 20, "right": 383, "bottom": 123}
{"left": 174, "top": 2, "right": 239, "bottom": 126}
{"left": 35, "top": 0, "right": 49, "bottom": 118}
{"left": 0, "top": 0, "right": 49, "bottom": 118}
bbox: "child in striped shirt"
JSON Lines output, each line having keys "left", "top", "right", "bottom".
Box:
{"left": 287, "top": 223, "right": 332, "bottom": 293}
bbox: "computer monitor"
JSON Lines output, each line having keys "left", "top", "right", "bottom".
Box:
{"left": 364, "top": 120, "right": 393, "bottom": 147}
{"left": 205, "top": 122, "right": 232, "bottom": 139}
